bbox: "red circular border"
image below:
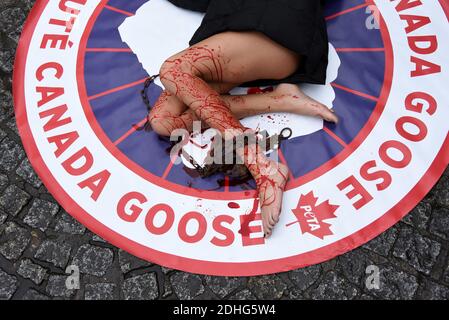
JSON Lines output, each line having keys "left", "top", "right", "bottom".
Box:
{"left": 13, "top": 0, "right": 449, "bottom": 276}
{"left": 77, "top": 0, "right": 393, "bottom": 200}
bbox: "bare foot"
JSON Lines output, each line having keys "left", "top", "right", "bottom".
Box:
{"left": 272, "top": 83, "right": 339, "bottom": 124}
{"left": 255, "top": 161, "right": 290, "bottom": 238}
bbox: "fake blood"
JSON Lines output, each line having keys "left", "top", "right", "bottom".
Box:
{"left": 152, "top": 45, "right": 288, "bottom": 225}
{"left": 228, "top": 202, "right": 240, "bottom": 209}
{"left": 238, "top": 198, "right": 259, "bottom": 237}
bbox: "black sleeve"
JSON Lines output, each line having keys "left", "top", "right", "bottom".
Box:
{"left": 166, "top": 0, "right": 211, "bottom": 13}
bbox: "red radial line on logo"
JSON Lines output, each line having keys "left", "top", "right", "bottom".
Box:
{"left": 331, "top": 82, "right": 379, "bottom": 102}
{"left": 224, "top": 176, "right": 230, "bottom": 192}
{"left": 325, "top": 3, "right": 368, "bottom": 21}
{"left": 114, "top": 116, "right": 147, "bottom": 146}
{"left": 285, "top": 220, "right": 299, "bottom": 228}
{"left": 335, "top": 47, "right": 385, "bottom": 52}
{"left": 104, "top": 5, "right": 134, "bottom": 17}
{"left": 162, "top": 156, "right": 177, "bottom": 179}
{"left": 86, "top": 48, "right": 133, "bottom": 53}
{"left": 439, "top": 0, "right": 449, "bottom": 22}
{"left": 277, "top": 149, "right": 295, "bottom": 182}
{"left": 322, "top": 126, "right": 348, "bottom": 148}
{"left": 88, "top": 78, "right": 147, "bottom": 101}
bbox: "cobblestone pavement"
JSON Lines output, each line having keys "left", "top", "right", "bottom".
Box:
{"left": 1, "top": 0, "right": 449, "bottom": 300}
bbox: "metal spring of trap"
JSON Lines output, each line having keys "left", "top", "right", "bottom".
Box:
{"left": 187, "top": 127, "right": 293, "bottom": 179}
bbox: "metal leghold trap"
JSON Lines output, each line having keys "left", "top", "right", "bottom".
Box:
{"left": 136, "top": 75, "right": 293, "bottom": 180}
{"left": 185, "top": 128, "right": 292, "bottom": 179}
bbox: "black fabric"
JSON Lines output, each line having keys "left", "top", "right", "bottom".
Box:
{"left": 167, "top": 0, "right": 329, "bottom": 87}
{"left": 166, "top": 0, "right": 210, "bottom": 12}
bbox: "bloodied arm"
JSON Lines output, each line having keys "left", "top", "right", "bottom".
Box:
{"left": 158, "top": 44, "right": 290, "bottom": 237}
{"left": 159, "top": 46, "right": 246, "bottom": 136}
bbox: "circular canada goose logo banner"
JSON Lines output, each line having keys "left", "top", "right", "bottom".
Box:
{"left": 14, "top": 0, "right": 449, "bottom": 276}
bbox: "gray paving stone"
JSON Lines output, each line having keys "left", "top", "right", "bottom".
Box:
{"left": 0, "top": 47, "right": 14, "bottom": 79}
{"left": 309, "top": 272, "right": 359, "bottom": 300}
{"left": 444, "top": 265, "right": 449, "bottom": 285}
{"left": 204, "top": 276, "right": 245, "bottom": 298}
{"left": 0, "top": 173, "right": 8, "bottom": 190}
{"left": 72, "top": 244, "right": 113, "bottom": 277}
{"left": 46, "top": 275, "right": 76, "bottom": 298}
{"left": 170, "top": 273, "right": 204, "bottom": 300}
{"left": 335, "top": 248, "right": 417, "bottom": 299}
{"left": 285, "top": 287, "right": 305, "bottom": 300}
{"left": 0, "top": 128, "right": 7, "bottom": 142}
{"left": 419, "top": 280, "right": 449, "bottom": 300}
{"left": 0, "top": 7, "right": 26, "bottom": 42}
{"left": 393, "top": 225, "right": 441, "bottom": 275}
{"left": 23, "top": 198, "right": 59, "bottom": 232}
{"left": 29, "top": 229, "right": 41, "bottom": 251}
{"left": 0, "top": 209, "right": 6, "bottom": 225}
{"left": 162, "top": 277, "right": 173, "bottom": 298}
{"left": 0, "top": 83, "right": 13, "bottom": 122}
{"left": 122, "top": 273, "right": 158, "bottom": 300}
{"left": 54, "top": 211, "right": 86, "bottom": 235}
{"left": 432, "top": 177, "right": 449, "bottom": 208}
{"left": 0, "top": 136, "right": 25, "bottom": 171}
{"left": 337, "top": 249, "right": 374, "bottom": 285}
{"left": 17, "top": 258, "right": 47, "bottom": 284}
{"left": 369, "top": 266, "right": 418, "bottom": 300}
{"left": 34, "top": 239, "right": 71, "bottom": 268}
{"left": 363, "top": 226, "right": 398, "bottom": 256}
{"left": 22, "top": 289, "right": 50, "bottom": 300}
{"left": 402, "top": 202, "right": 431, "bottom": 230}
{"left": 229, "top": 289, "right": 257, "bottom": 300}
{"left": 0, "top": 222, "right": 30, "bottom": 260}
{"left": 16, "top": 157, "right": 43, "bottom": 188}
{"left": 0, "top": 269, "right": 18, "bottom": 300}
{"left": 0, "top": 184, "right": 31, "bottom": 216}
{"left": 248, "top": 275, "right": 288, "bottom": 300}
{"left": 91, "top": 234, "right": 107, "bottom": 243}
{"left": 85, "top": 283, "right": 116, "bottom": 300}
{"left": 161, "top": 266, "right": 174, "bottom": 274}
{"left": 429, "top": 207, "right": 449, "bottom": 240}
{"left": 5, "top": 116, "right": 19, "bottom": 136}
{"left": 0, "top": 0, "right": 21, "bottom": 10}
{"left": 288, "top": 265, "right": 321, "bottom": 291}
{"left": 118, "top": 249, "right": 151, "bottom": 273}
{"left": 20, "top": 0, "right": 33, "bottom": 11}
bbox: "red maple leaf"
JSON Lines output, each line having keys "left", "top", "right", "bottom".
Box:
{"left": 288, "top": 191, "right": 339, "bottom": 239}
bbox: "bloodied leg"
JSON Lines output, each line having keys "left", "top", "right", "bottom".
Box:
{"left": 149, "top": 82, "right": 238, "bottom": 136}
{"left": 155, "top": 31, "right": 324, "bottom": 236}
{"left": 150, "top": 83, "right": 338, "bottom": 137}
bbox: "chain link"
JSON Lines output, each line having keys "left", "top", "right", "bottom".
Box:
{"left": 132, "top": 74, "right": 160, "bottom": 132}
